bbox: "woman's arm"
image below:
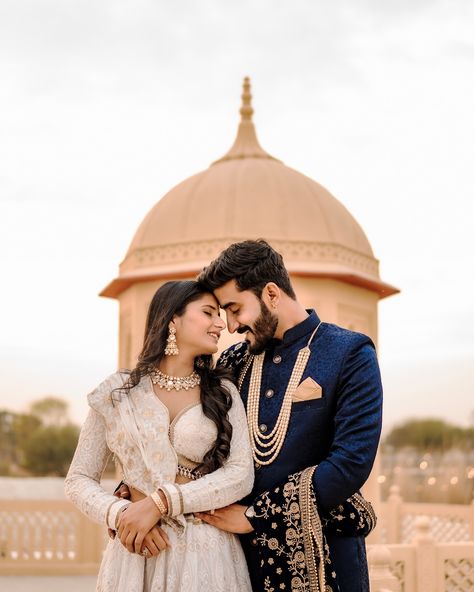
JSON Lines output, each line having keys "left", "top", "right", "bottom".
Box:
{"left": 64, "top": 408, "right": 131, "bottom": 530}
{"left": 160, "top": 380, "right": 254, "bottom": 516}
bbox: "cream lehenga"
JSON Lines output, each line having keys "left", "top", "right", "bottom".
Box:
{"left": 65, "top": 372, "right": 254, "bottom": 592}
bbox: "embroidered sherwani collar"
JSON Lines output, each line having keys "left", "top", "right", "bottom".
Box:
{"left": 277, "top": 309, "right": 321, "bottom": 348}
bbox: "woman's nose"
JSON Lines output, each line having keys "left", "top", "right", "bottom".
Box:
{"left": 215, "top": 317, "right": 226, "bottom": 329}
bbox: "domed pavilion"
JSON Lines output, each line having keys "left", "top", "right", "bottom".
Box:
{"left": 101, "top": 78, "right": 398, "bottom": 369}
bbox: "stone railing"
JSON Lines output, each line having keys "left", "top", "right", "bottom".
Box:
{"left": 0, "top": 500, "right": 105, "bottom": 575}
{"left": 1, "top": 497, "right": 474, "bottom": 590}
{"left": 378, "top": 486, "right": 474, "bottom": 544}
{"left": 368, "top": 517, "right": 474, "bottom": 592}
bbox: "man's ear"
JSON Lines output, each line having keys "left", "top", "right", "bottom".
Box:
{"left": 263, "top": 283, "right": 281, "bottom": 310}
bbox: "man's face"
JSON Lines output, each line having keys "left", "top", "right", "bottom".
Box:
{"left": 214, "top": 280, "right": 278, "bottom": 354}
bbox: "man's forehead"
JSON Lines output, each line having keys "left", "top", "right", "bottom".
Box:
{"left": 214, "top": 281, "right": 252, "bottom": 307}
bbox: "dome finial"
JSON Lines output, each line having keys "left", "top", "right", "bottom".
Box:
{"left": 240, "top": 76, "right": 254, "bottom": 121}
{"left": 212, "top": 77, "right": 278, "bottom": 165}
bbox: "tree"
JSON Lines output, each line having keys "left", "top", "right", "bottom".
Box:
{"left": 29, "top": 397, "right": 69, "bottom": 426}
{"left": 384, "top": 418, "right": 473, "bottom": 451}
{"left": 0, "top": 396, "right": 81, "bottom": 476}
{"left": 21, "top": 424, "right": 80, "bottom": 476}
{"left": 0, "top": 411, "right": 16, "bottom": 474}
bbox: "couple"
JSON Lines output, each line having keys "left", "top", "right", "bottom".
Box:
{"left": 65, "top": 239, "right": 382, "bottom": 592}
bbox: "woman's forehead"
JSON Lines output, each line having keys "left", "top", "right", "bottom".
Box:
{"left": 194, "top": 292, "right": 219, "bottom": 308}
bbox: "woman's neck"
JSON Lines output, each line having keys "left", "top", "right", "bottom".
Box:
{"left": 158, "top": 354, "right": 195, "bottom": 377}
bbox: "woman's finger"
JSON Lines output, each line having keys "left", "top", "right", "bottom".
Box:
{"left": 142, "top": 535, "right": 160, "bottom": 557}
{"left": 117, "top": 515, "right": 126, "bottom": 538}
{"left": 158, "top": 527, "right": 171, "bottom": 547}
{"left": 149, "top": 528, "right": 168, "bottom": 552}
{"left": 125, "top": 530, "right": 137, "bottom": 553}
{"left": 134, "top": 530, "right": 145, "bottom": 554}
{"left": 118, "top": 527, "right": 128, "bottom": 545}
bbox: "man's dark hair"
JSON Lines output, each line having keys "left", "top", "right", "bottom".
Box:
{"left": 198, "top": 239, "right": 296, "bottom": 299}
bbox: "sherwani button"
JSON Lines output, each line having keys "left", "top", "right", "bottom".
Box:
{"left": 265, "top": 389, "right": 274, "bottom": 398}
{"left": 259, "top": 423, "right": 268, "bottom": 433}
{"left": 251, "top": 538, "right": 258, "bottom": 546}
{"left": 273, "top": 354, "right": 282, "bottom": 364}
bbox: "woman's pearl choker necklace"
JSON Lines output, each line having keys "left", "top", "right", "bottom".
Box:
{"left": 150, "top": 368, "right": 201, "bottom": 391}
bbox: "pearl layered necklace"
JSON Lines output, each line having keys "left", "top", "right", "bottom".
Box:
{"left": 246, "top": 322, "right": 321, "bottom": 467}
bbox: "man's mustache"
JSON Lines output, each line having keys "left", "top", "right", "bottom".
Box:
{"left": 237, "top": 325, "right": 252, "bottom": 335}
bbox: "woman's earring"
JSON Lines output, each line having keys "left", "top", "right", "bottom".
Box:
{"left": 165, "top": 327, "right": 179, "bottom": 356}
{"left": 195, "top": 356, "right": 205, "bottom": 369}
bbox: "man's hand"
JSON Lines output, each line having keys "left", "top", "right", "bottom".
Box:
{"left": 195, "top": 503, "right": 254, "bottom": 534}
{"left": 115, "top": 482, "right": 131, "bottom": 500}
{"left": 117, "top": 496, "right": 162, "bottom": 553}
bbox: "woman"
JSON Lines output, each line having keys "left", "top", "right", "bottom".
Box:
{"left": 65, "top": 280, "right": 254, "bottom": 592}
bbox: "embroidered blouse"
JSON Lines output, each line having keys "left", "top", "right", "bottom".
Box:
{"left": 65, "top": 371, "right": 254, "bottom": 529}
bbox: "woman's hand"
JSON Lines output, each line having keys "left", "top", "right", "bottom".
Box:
{"left": 140, "top": 525, "right": 171, "bottom": 557}
{"left": 117, "top": 496, "right": 162, "bottom": 553}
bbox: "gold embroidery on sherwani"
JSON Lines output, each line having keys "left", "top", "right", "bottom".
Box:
{"left": 250, "top": 465, "right": 377, "bottom": 591}
{"left": 252, "top": 471, "right": 317, "bottom": 591}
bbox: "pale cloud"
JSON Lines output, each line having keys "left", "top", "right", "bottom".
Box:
{"left": 1, "top": 0, "right": 473, "bottom": 427}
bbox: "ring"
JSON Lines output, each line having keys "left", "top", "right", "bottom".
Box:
{"left": 142, "top": 547, "right": 150, "bottom": 557}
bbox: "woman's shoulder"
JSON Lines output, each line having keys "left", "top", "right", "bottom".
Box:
{"left": 218, "top": 377, "right": 243, "bottom": 404}
{"left": 87, "top": 370, "right": 131, "bottom": 412}
{"left": 219, "top": 376, "right": 237, "bottom": 391}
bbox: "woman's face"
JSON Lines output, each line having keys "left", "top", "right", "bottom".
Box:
{"left": 173, "top": 293, "right": 226, "bottom": 357}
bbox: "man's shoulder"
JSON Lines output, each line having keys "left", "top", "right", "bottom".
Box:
{"left": 319, "top": 322, "right": 375, "bottom": 352}
{"left": 217, "top": 341, "right": 250, "bottom": 371}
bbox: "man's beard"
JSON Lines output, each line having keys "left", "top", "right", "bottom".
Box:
{"left": 246, "top": 301, "right": 278, "bottom": 355}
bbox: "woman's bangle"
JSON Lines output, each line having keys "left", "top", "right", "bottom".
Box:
{"left": 151, "top": 491, "right": 168, "bottom": 516}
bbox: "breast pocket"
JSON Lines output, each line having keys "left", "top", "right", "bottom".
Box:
{"left": 291, "top": 397, "right": 327, "bottom": 414}
{"left": 288, "top": 397, "right": 328, "bottom": 444}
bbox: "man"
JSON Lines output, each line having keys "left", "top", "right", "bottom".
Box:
{"left": 195, "top": 239, "right": 382, "bottom": 592}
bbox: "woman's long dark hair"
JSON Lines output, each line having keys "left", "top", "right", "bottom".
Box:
{"left": 120, "top": 280, "right": 233, "bottom": 475}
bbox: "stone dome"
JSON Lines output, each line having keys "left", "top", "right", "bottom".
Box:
{"left": 102, "top": 78, "right": 397, "bottom": 299}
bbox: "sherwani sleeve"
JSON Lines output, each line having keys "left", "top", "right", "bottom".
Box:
{"left": 311, "top": 334, "right": 383, "bottom": 512}
{"left": 160, "top": 380, "right": 254, "bottom": 516}
{"left": 246, "top": 334, "right": 383, "bottom": 534}
{"left": 64, "top": 379, "right": 131, "bottom": 529}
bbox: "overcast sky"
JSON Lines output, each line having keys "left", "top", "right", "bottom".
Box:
{"left": 1, "top": 0, "right": 473, "bottom": 433}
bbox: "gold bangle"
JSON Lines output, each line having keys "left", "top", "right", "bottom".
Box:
{"left": 151, "top": 491, "right": 168, "bottom": 516}
{"left": 159, "top": 486, "right": 173, "bottom": 516}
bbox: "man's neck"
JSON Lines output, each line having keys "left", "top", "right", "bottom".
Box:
{"left": 274, "top": 300, "right": 309, "bottom": 340}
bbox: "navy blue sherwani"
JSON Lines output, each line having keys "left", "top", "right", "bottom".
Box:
{"left": 218, "top": 310, "right": 383, "bottom": 592}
